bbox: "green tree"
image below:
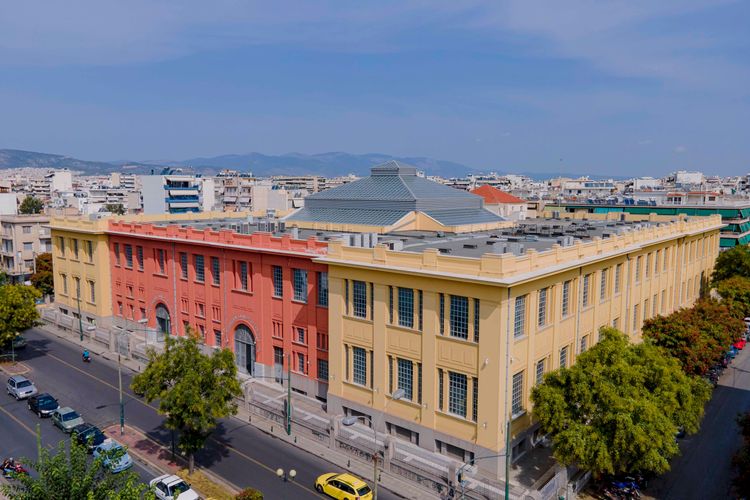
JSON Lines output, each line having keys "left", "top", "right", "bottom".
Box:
{"left": 713, "top": 244, "right": 750, "bottom": 283}
{"left": 733, "top": 412, "right": 750, "bottom": 498}
{"left": 1, "top": 432, "right": 154, "bottom": 500}
{"left": 103, "top": 203, "right": 126, "bottom": 215}
{"left": 643, "top": 299, "right": 744, "bottom": 376}
{"left": 0, "top": 284, "right": 40, "bottom": 349}
{"left": 132, "top": 328, "right": 242, "bottom": 473}
{"left": 531, "top": 328, "right": 711, "bottom": 477}
{"left": 715, "top": 276, "right": 750, "bottom": 319}
{"left": 18, "top": 196, "right": 44, "bottom": 215}
{"left": 30, "top": 253, "right": 53, "bottom": 297}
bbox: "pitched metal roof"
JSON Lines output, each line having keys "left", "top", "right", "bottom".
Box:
{"left": 286, "top": 207, "right": 410, "bottom": 226}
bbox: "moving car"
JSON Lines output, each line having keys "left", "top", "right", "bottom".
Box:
{"left": 27, "top": 393, "right": 60, "bottom": 418}
{"left": 6, "top": 376, "right": 38, "bottom": 400}
{"left": 315, "top": 472, "right": 373, "bottom": 500}
{"left": 93, "top": 440, "right": 133, "bottom": 473}
{"left": 51, "top": 407, "right": 84, "bottom": 433}
{"left": 150, "top": 474, "right": 199, "bottom": 500}
{"left": 71, "top": 424, "right": 106, "bottom": 452}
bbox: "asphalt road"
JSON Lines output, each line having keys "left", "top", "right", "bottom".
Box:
{"left": 646, "top": 347, "right": 750, "bottom": 500}
{"left": 7, "top": 328, "right": 400, "bottom": 500}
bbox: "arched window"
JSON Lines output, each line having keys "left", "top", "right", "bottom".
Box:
{"left": 155, "top": 304, "right": 171, "bottom": 336}
{"left": 234, "top": 324, "right": 256, "bottom": 376}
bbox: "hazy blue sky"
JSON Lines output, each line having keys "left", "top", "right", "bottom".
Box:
{"left": 0, "top": 0, "right": 748, "bottom": 176}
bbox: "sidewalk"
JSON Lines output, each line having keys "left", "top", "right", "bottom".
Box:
{"left": 102, "top": 424, "right": 239, "bottom": 499}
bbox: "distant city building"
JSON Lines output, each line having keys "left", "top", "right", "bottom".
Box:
{"left": 140, "top": 174, "right": 216, "bottom": 214}
{"left": 0, "top": 214, "right": 51, "bottom": 283}
{"left": 470, "top": 185, "right": 528, "bottom": 220}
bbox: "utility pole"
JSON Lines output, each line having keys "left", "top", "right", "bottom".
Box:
{"left": 118, "top": 354, "right": 124, "bottom": 435}
{"left": 505, "top": 418, "right": 511, "bottom": 500}
{"left": 286, "top": 353, "right": 292, "bottom": 435}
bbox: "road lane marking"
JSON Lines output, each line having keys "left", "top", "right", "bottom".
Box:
{"left": 28, "top": 345, "right": 325, "bottom": 498}
{"left": 0, "top": 403, "right": 54, "bottom": 450}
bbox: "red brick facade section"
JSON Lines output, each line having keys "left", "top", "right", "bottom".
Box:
{"left": 107, "top": 221, "right": 329, "bottom": 382}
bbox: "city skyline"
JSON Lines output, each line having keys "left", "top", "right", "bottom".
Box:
{"left": 0, "top": 1, "right": 748, "bottom": 176}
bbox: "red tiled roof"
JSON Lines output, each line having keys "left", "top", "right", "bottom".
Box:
{"left": 470, "top": 184, "right": 525, "bottom": 204}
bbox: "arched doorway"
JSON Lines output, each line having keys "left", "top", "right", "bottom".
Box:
{"left": 155, "top": 304, "right": 171, "bottom": 338}
{"left": 234, "top": 324, "right": 256, "bottom": 376}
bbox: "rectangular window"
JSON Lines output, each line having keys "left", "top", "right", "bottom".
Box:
{"left": 418, "top": 290, "right": 423, "bottom": 331}
{"left": 559, "top": 345, "right": 568, "bottom": 368}
{"left": 535, "top": 359, "right": 545, "bottom": 386}
{"left": 74, "top": 277, "right": 81, "bottom": 298}
{"left": 582, "top": 273, "right": 591, "bottom": 307}
{"left": 88, "top": 281, "right": 95, "bottom": 303}
{"left": 562, "top": 280, "right": 571, "bottom": 317}
{"left": 73, "top": 239, "right": 79, "bottom": 260}
{"left": 87, "top": 240, "right": 94, "bottom": 262}
{"left": 180, "top": 253, "right": 188, "bottom": 279}
{"left": 613, "top": 317, "right": 619, "bottom": 330}
{"left": 644, "top": 299, "right": 649, "bottom": 321}
{"left": 663, "top": 248, "right": 669, "bottom": 271}
{"left": 317, "top": 359, "right": 329, "bottom": 381}
{"left": 196, "top": 302, "right": 205, "bottom": 317}
{"left": 295, "top": 327, "right": 306, "bottom": 344}
{"left": 654, "top": 251, "right": 660, "bottom": 275}
{"left": 194, "top": 255, "right": 205, "bottom": 282}
{"left": 473, "top": 298, "right": 480, "bottom": 342}
{"left": 398, "top": 287, "right": 414, "bottom": 328}
{"left": 397, "top": 358, "right": 413, "bottom": 400}
{"left": 239, "top": 261, "right": 249, "bottom": 290}
{"left": 293, "top": 269, "right": 308, "bottom": 303}
{"left": 124, "top": 244, "right": 133, "bottom": 268}
{"left": 211, "top": 257, "right": 220, "bottom": 285}
{"left": 23, "top": 242, "right": 32, "bottom": 251}
{"left": 156, "top": 249, "right": 165, "bottom": 274}
{"left": 297, "top": 353, "right": 305, "bottom": 373}
{"left": 614, "top": 264, "right": 622, "bottom": 293}
{"left": 272, "top": 266, "right": 283, "bottom": 297}
{"left": 580, "top": 335, "right": 588, "bottom": 353}
{"left": 635, "top": 256, "right": 642, "bottom": 283}
{"left": 537, "top": 288, "right": 547, "bottom": 327}
{"left": 439, "top": 293, "right": 445, "bottom": 335}
{"left": 471, "top": 378, "right": 479, "bottom": 422}
{"left": 653, "top": 294, "right": 658, "bottom": 316}
{"left": 511, "top": 371, "right": 524, "bottom": 416}
{"left": 450, "top": 295, "right": 469, "bottom": 339}
{"left": 448, "top": 372, "right": 467, "bottom": 418}
{"left": 113, "top": 243, "right": 120, "bottom": 265}
{"left": 437, "top": 369, "right": 444, "bottom": 411}
{"left": 514, "top": 295, "right": 526, "bottom": 339}
{"left": 633, "top": 304, "right": 640, "bottom": 332}
{"left": 645, "top": 253, "right": 651, "bottom": 278}
{"left": 353, "top": 280, "right": 367, "bottom": 318}
{"left": 353, "top": 347, "right": 367, "bottom": 386}
{"left": 388, "top": 286, "right": 394, "bottom": 323}
{"left": 136, "top": 246, "right": 143, "bottom": 270}
{"left": 600, "top": 269, "right": 608, "bottom": 301}
{"left": 317, "top": 271, "right": 328, "bottom": 307}
{"left": 214, "top": 329, "right": 222, "bottom": 347}
{"left": 417, "top": 363, "right": 423, "bottom": 404}
{"left": 22, "top": 225, "right": 31, "bottom": 234}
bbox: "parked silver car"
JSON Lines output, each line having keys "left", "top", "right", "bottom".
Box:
{"left": 6, "top": 375, "right": 38, "bottom": 400}
{"left": 51, "top": 407, "right": 84, "bottom": 433}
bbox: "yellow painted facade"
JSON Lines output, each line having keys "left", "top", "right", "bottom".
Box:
{"left": 320, "top": 214, "right": 723, "bottom": 473}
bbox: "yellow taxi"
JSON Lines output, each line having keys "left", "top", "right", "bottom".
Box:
{"left": 314, "top": 472, "right": 373, "bottom": 500}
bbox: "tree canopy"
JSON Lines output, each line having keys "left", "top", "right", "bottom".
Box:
{"left": 0, "top": 284, "right": 40, "bottom": 348}
{"left": 531, "top": 328, "right": 711, "bottom": 477}
{"left": 132, "top": 328, "right": 242, "bottom": 473}
{"left": 1, "top": 432, "right": 154, "bottom": 500}
{"left": 30, "top": 253, "right": 53, "bottom": 297}
{"left": 715, "top": 276, "right": 750, "bottom": 320}
{"left": 713, "top": 245, "right": 750, "bottom": 283}
{"left": 643, "top": 299, "right": 744, "bottom": 376}
{"left": 103, "top": 203, "right": 126, "bottom": 215}
{"left": 18, "top": 196, "right": 44, "bottom": 215}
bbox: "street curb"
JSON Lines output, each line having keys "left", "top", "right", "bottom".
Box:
{"left": 104, "top": 424, "right": 242, "bottom": 497}
{"left": 0, "top": 362, "right": 31, "bottom": 376}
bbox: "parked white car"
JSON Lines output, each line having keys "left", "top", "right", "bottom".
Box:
{"left": 6, "top": 375, "right": 38, "bottom": 400}
{"left": 149, "top": 474, "right": 200, "bottom": 500}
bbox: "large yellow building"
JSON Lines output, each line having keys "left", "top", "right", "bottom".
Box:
{"left": 319, "top": 212, "right": 722, "bottom": 478}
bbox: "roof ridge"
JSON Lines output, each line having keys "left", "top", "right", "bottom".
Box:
{"left": 399, "top": 173, "right": 418, "bottom": 200}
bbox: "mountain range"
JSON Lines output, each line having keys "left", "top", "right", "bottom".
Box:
{"left": 0, "top": 148, "right": 625, "bottom": 180}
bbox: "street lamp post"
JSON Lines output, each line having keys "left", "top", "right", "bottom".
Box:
{"left": 342, "top": 388, "right": 405, "bottom": 500}
{"left": 118, "top": 354, "right": 124, "bottom": 435}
